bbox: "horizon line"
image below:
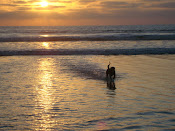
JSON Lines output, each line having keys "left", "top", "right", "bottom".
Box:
{"left": 0, "top": 24, "right": 175, "bottom": 27}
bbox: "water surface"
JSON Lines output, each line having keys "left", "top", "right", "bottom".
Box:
{"left": 1, "top": 55, "right": 175, "bottom": 130}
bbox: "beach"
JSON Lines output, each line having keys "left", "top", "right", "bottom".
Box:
{"left": 1, "top": 54, "right": 175, "bottom": 130}
{"left": 0, "top": 25, "right": 175, "bottom": 130}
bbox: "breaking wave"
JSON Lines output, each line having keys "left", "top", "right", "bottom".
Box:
{"left": 1, "top": 48, "right": 175, "bottom": 56}
{"left": 0, "top": 34, "right": 175, "bottom": 42}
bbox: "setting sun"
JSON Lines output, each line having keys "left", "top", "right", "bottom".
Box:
{"left": 40, "top": 1, "right": 48, "bottom": 7}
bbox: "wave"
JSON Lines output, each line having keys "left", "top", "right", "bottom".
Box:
{"left": 0, "top": 34, "right": 175, "bottom": 42}
{"left": 1, "top": 29, "right": 174, "bottom": 34}
{"left": 1, "top": 48, "right": 175, "bottom": 56}
{"left": 61, "top": 59, "right": 106, "bottom": 81}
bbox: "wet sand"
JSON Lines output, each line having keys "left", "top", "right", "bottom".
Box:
{"left": 0, "top": 55, "right": 175, "bottom": 130}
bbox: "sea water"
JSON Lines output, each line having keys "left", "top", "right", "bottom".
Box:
{"left": 0, "top": 25, "right": 175, "bottom": 130}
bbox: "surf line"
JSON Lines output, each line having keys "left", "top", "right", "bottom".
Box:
{"left": 1, "top": 48, "right": 175, "bottom": 56}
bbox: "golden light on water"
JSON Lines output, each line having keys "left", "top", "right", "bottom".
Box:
{"left": 42, "top": 42, "right": 49, "bottom": 48}
{"left": 35, "top": 58, "right": 56, "bottom": 130}
{"left": 37, "top": 58, "right": 53, "bottom": 108}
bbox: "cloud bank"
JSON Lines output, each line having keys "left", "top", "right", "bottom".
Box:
{"left": 0, "top": 0, "right": 175, "bottom": 25}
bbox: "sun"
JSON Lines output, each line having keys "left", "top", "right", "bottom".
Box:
{"left": 40, "top": 1, "right": 49, "bottom": 7}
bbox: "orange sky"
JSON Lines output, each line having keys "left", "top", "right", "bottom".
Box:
{"left": 0, "top": 0, "right": 175, "bottom": 26}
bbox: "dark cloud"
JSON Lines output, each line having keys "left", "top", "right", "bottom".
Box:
{"left": 0, "top": 11, "right": 39, "bottom": 20}
{"left": 142, "top": 0, "right": 172, "bottom": 2}
{"left": 13, "top": 1, "right": 28, "bottom": 4}
{"left": 100, "top": 1, "right": 141, "bottom": 9}
{"left": 151, "top": 2, "right": 175, "bottom": 8}
{"left": 140, "top": 0, "right": 175, "bottom": 8}
{"left": 0, "top": 1, "right": 29, "bottom": 9}
{"left": 99, "top": 0, "right": 175, "bottom": 11}
{"left": 0, "top": 10, "right": 66, "bottom": 20}
{"left": 0, "top": 4, "right": 18, "bottom": 7}
{"left": 63, "top": 6, "right": 175, "bottom": 21}
{"left": 78, "top": 0, "right": 97, "bottom": 3}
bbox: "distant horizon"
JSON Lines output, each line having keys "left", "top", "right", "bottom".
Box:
{"left": 0, "top": 24, "right": 175, "bottom": 27}
{"left": 0, "top": 23, "right": 175, "bottom": 27}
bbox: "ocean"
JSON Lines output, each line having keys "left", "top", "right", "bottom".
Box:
{"left": 0, "top": 25, "right": 175, "bottom": 130}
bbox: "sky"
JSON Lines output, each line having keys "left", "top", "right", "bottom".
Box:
{"left": 0, "top": 0, "right": 175, "bottom": 26}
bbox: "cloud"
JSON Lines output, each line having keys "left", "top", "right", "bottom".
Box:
{"left": 0, "top": 0, "right": 175, "bottom": 25}
{"left": 17, "top": 7, "right": 31, "bottom": 11}
{"left": 0, "top": 10, "right": 67, "bottom": 20}
{"left": 35, "top": 5, "right": 66, "bottom": 10}
{"left": 0, "top": 11, "right": 39, "bottom": 20}
{"left": 150, "top": 2, "right": 175, "bottom": 8}
{"left": 99, "top": 0, "right": 175, "bottom": 10}
{"left": 140, "top": 0, "right": 175, "bottom": 8}
{"left": 100, "top": 1, "right": 141, "bottom": 9}
{"left": 78, "top": 0, "right": 97, "bottom": 4}
{"left": 141, "top": 0, "right": 172, "bottom": 2}
{"left": 0, "top": 4, "right": 18, "bottom": 7}
{"left": 49, "top": 0, "right": 72, "bottom": 3}
{"left": 13, "top": 1, "right": 28, "bottom": 4}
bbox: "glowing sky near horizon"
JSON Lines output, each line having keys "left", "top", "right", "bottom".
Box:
{"left": 0, "top": 0, "right": 175, "bottom": 26}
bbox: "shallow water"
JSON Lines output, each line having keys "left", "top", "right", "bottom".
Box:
{"left": 0, "top": 55, "right": 175, "bottom": 130}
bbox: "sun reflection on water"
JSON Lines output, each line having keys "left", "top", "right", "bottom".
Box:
{"left": 42, "top": 42, "right": 50, "bottom": 48}
{"left": 35, "top": 58, "right": 56, "bottom": 130}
